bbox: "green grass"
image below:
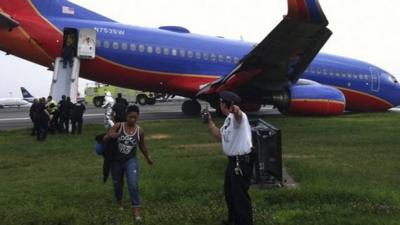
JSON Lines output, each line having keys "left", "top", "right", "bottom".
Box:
{"left": 1, "top": 113, "right": 400, "bottom": 225}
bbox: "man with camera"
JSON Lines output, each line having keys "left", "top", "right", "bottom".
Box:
{"left": 205, "top": 91, "right": 254, "bottom": 225}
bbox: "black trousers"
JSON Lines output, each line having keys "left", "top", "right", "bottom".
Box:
{"left": 59, "top": 115, "right": 70, "bottom": 133}
{"left": 71, "top": 118, "right": 83, "bottom": 134}
{"left": 224, "top": 155, "right": 253, "bottom": 225}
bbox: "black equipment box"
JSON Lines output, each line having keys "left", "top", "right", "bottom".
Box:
{"left": 250, "top": 119, "right": 282, "bottom": 186}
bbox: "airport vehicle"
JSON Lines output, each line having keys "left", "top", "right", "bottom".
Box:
{"left": 84, "top": 83, "right": 160, "bottom": 107}
{"left": 1, "top": 0, "right": 399, "bottom": 116}
{"left": 20, "top": 87, "right": 35, "bottom": 103}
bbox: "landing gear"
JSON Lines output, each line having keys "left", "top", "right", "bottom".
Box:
{"left": 182, "top": 99, "right": 201, "bottom": 116}
{"left": 137, "top": 94, "right": 148, "bottom": 106}
{"left": 93, "top": 96, "right": 104, "bottom": 108}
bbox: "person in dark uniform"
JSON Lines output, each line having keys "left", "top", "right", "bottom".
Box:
{"left": 59, "top": 96, "right": 73, "bottom": 133}
{"left": 115, "top": 93, "right": 128, "bottom": 107}
{"left": 36, "top": 97, "right": 50, "bottom": 141}
{"left": 113, "top": 96, "right": 128, "bottom": 123}
{"left": 71, "top": 100, "right": 86, "bottom": 134}
{"left": 29, "top": 99, "right": 39, "bottom": 136}
{"left": 103, "top": 105, "right": 154, "bottom": 222}
{"left": 58, "top": 95, "right": 68, "bottom": 132}
{"left": 206, "top": 91, "right": 254, "bottom": 225}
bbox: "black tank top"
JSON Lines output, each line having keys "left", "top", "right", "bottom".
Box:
{"left": 113, "top": 123, "right": 140, "bottom": 162}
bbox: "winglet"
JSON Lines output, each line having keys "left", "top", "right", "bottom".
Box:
{"left": 287, "top": 0, "right": 328, "bottom": 25}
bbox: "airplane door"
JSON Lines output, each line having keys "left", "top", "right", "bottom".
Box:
{"left": 77, "top": 29, "right": 96, "bottom": 59}
{"left": 370, "top": 67, "right": 380, "bottom": 92}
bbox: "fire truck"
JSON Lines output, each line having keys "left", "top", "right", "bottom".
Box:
{"left": 84, "top": 83, "right": 162, "bottom": 107}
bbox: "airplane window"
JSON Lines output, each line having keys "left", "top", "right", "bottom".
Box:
{"left": 195, "top": 52, "right": 201, "bottom": 59}
{"left": 138, "top": 44, "right": 145, "bottom": 52}
{"left": 329, "top": 71, "right": 334, "bottom": 76}
{"left": 203, "top": 53, "right": 209, "bottom": 61}
{"left": 210, "top": 54, "right": 216, "bottom": 62}
{"left": 234, "top": 57, "right": 240, "bottom": 64}
{"left": 121, "top": 43, "right": 128, "bottom": 50}
{"left": 218, "top": 55, "right": 224, "bottom": 62}
{"left": 179, "top": 50, "right": 186, "bottom": 57}
{"left": 323, "top": 69, "right": 328, "bottom": 75}
{"left": 316, "top": 68, "right": 322, "bottom": 74}
{"left": 96, "top": 40, "right": 101, "bottom": 48}
{"left": 130, "top": 43, "right": 137, "bottom": 51}
{"left": 103, "top": 41, "right": 110, "bottom": 48}
{"left": 336, "top": 72, "right": 340, "bottom": 77}
{"left": 226, "top": 56, "right": 232, "bottom": 63}
{"left": 364, "top": 75, "right": 369, "bottom": 80}
{"left": 147, "top": 46, "right": 153, "bottom": 54}
{"left": 310, "top": 68, "right": 315, "bottom": 74}
{"left": 163, "top": 48, "right": 170, "bottom": 55}
{"left": 358, "top": 74, "right": 363, "bottom": 80}
{"left": 353, "top": 74, "right": 358, "bottom": 79}
{"left": 187, "top": 50, "right": 193, "bottom": 58}
{"left": 155, "top": 47, "right": 162, "bottom": 54}
{"left": 172, "top": 49, "right": 178, "bottom": 56}
{"left": 112, "top": 42, "right": 119, "bottom": 50}
{"left": 389, "top": 74, "right": 399, "bottom": 83}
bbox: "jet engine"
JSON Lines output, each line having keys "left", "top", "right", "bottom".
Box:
{"left": 267, "top": 81, "right": 346, "bottom": 116}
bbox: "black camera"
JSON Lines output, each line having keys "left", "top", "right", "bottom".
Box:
{"left": 201, "top": 106, "right": 209, "bottom": 124}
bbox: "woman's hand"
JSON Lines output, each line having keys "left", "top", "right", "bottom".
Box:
{"left": 107, "top": 129, "right": 119, "bottom": 139}
{"left": 146, "top": 156, "right": 154, "bottom": 166}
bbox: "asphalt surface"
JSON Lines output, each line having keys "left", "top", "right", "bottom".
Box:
{"left": 0, "top": 101, "right": 279, "bottom": 131}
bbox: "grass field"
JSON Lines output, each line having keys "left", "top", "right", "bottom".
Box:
{"left": 1, "top": 113, "right": 400, "bottom": 225}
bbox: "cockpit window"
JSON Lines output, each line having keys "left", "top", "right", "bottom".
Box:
{"left": 389, "top": 74, "right": 399, "bottom": 84}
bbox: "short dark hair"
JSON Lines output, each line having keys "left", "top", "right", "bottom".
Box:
{"left": 126, "top": 105, "right": 140, "bottom": 114}
{"left": 220, "top": 99, "right": 233, "bottom": 108}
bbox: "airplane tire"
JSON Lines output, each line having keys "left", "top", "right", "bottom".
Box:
{"left": 147, "top": 98, "right": 156, "bottom": 105}
{"left": 0, "top": 105, "right": 4, "bottom": 109}
{"left": 137, "top": 95, "right": 148, "bottom": 105}
{"left": 93, "top": 97, "right": 104, "bottom": 108}
{"left": 182, "top": 100, "right": 201, "bottom": 116}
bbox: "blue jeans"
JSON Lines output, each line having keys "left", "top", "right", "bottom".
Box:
{"left": 110, "top": 158, "right": 140, "bottom": 207}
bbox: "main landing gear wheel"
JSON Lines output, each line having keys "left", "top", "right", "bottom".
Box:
{"left": 93, "top": 97, "right": 104, "bottom": 108}
{"left": 182, "top": 100, "right": 201, "bottom": 116}
{"left": 137, "top": 94, "right": 148, "bottom": 106}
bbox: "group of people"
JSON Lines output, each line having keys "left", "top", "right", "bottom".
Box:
{"left": 29, "top": 95, "right": 86, "bottom": 141}
{"left": 98, "top": 91, "right": 254, "bottom": 225}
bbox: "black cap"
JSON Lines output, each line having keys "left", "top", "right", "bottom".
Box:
{"left": 219, "top": 91, "right": 241, "bottom": 103}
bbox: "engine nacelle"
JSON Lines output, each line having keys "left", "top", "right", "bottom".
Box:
{"left": 287, "top": 84, "right": 346, "bottom": 116}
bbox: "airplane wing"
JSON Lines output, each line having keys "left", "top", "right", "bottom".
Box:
{"left": 197, "top": 0, "right": 332, "bottom": 100}
{"left": 0, "top": 12, "right": 19, "bottom": 30}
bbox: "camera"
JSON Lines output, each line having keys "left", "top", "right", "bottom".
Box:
{"left": 201, "top": 105, "right": 209, "bottom": 124}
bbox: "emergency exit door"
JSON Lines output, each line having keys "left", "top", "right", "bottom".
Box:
{"left": 77, "top": 29, "right": 96, "bottom": 59}
{"left": 370, "top": 67, "right": 380, "bottom": 92}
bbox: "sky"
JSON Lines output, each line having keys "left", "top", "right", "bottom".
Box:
{"left": 1, "top": 0, "right": 400, "bottom": 98}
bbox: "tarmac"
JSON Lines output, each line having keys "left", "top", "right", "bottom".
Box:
{"left": 0, "top": 100, "right": 279, "bottom": 131}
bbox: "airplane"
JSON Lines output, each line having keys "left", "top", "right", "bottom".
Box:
{"left": 0, "top": 0, "right": 399, "bottom": 116}
{"left": 20, "top": 87, "right": 35, "bottom": 103}
{"left": 0, "top": 96, "right": 31, "bottom": 109}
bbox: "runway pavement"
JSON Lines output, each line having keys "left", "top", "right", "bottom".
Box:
{"left": 0, "top": 101, "right": 279, "bottom": 131}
